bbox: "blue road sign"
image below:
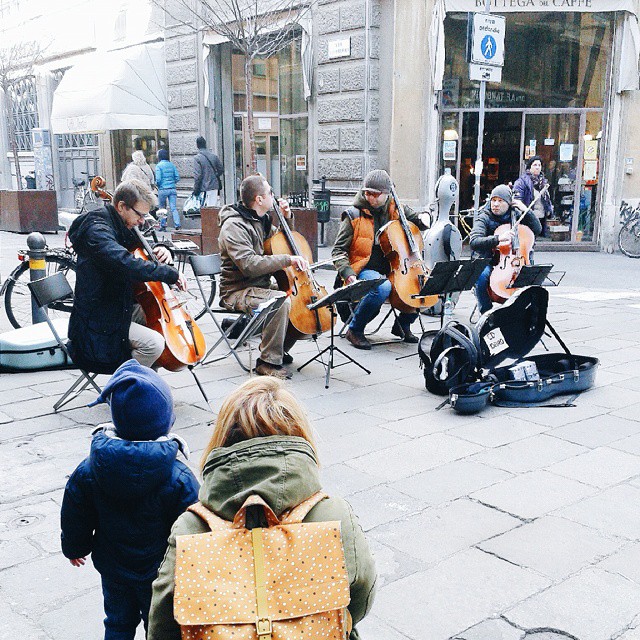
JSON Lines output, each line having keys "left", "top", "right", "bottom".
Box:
{"left": 481, "top": 35, "right": 496, "bottom": 60}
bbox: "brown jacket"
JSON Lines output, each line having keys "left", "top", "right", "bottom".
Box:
{"left": 218, "top": 203, "right": 292, "bottom": 301}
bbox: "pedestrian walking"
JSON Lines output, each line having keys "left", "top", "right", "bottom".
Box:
{"left": 60, "top": 359, "right": 200, "bottom": 640}
{"left": 121, "top": 150, "right": 156, "bottom": 190}
{"left": 155, "top": 148, "right": 181, "bottom": 230}
{"left": 193, "top": 135, "right": 224, "bottom": 207}
{"left": 147, "top": 377, "right": 377, "bottom": 640}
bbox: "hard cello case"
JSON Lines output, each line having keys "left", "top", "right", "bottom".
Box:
{"left": 449, "top": 286, "right": 598, "bottom": 412}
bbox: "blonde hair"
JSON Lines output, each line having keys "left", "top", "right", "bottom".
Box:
{"left": 200, "top": 378, "right": 317, "bottom": 471}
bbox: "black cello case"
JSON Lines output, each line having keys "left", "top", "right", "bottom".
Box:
{"left": 448, "top": 286, "right": 599, "bottom": 413}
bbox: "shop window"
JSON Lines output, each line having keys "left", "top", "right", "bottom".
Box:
{"left": 443, "top": 12, "right": 614, "bottom": 109}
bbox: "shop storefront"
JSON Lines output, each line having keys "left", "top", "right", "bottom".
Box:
{"left": 434, "top": 2, "right": 640, "bottom": 246}
{"left": 211, "top": 35, "right": 309, "bottom": 202}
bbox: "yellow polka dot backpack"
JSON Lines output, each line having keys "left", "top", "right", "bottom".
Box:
{"left": 174, "top": 492, "right": 352, "bottom": 639}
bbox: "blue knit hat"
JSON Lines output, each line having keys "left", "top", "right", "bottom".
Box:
{"left": 157, "top": 148, "right": 169, "bottom": 162}
{"left": 89, "top": 359, "right": 175, "bottom": 441}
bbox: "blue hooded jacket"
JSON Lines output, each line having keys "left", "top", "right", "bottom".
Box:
{"left": 61, "top": 426, "right": 199, "bottom": 582}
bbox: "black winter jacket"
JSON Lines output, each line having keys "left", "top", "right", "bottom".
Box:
{"left": 68, "top": 205, "right": 179, "bottom": 373}
{"left": 61, "top": 426, "right": 199, "bottom": 583}
{"left": 469, "top": 205, "right": 542, "bottom": 259}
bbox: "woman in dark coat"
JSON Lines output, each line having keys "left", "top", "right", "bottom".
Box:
{"left": 513, "top": 155, "right": 553, "bottom": 237}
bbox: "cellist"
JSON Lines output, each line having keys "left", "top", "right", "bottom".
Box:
{"left": 332, "top": 170, "right": 431, "bottom": 350}
{"left": 68, "top": 179, "right": 187, "bottom": 373}
{"left": 218, "top": 174, "right": 308, "bottom": 379}
{"left": 470, "top": 184, "right": 542, "bottom": 315}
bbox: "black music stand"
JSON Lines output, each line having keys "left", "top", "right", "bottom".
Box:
{"left": 508, "top": 264, "right": 553, "bottom": 288}
{"left": 297, "top": 278, "right": 386, "bottom": 388}
{"left": 415, "top": 259, "right": 491, "bottom": 327}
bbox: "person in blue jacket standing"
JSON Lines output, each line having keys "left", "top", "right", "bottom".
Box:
{"left": 61, "top": 359, "right": 200, "bottom": 640}
{"left": 155, "top": 148, "right": 181, "bottom": 230}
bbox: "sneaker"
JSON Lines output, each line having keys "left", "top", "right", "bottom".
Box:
{"left": 283, "top": 352, "right": 294, "bottom": 365}
{"left": 255, "top": 359, "right": 292, "bottom": 379}
{"left": 345, "top": 328, "right": 371, "bottom": 350}
{"left": 175, "top": 225, "right": 182, "bottom": 231}
{"left": 391, "top": 320, "right": 419, "bottom": 344}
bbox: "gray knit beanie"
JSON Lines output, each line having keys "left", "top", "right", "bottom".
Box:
{"left": 490, "top": 184, "right": 512, "bottom": 205}
{"left": 363, "top": 169, "right": 392, "bottom": 194}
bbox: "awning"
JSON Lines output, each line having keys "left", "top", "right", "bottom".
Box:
{"left": 50, "top": 41, "right": 167, "bottom": 134}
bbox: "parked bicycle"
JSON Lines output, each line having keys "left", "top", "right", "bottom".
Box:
{"left": 72, "top": 171, "right": 101, "bottom": 213}
{"left": 1, "top": 218, "right": 215, "bottom": 329}
{"left": 618, "top": 200, "right": 640, "bottom": 258}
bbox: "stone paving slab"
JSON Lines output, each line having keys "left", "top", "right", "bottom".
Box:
{"left": 469, "top": 434, "right": 588, "bottom": 474}
{"left": 554, "top": 484, "right": 640, "bottom": 540}
{"left": 371, "top": 498, "right": 521, "bottom": 565}
{"left": 478, "top": 515, "right": 622, "bottom": 580}
{"left": 453, "top": 618, "right": 525, "bottom": 640}
{"left": 373, "top": 548, "right": 550, "bottom": 639}
{"left": 548, "top": 413, "right": 640, "bottom": 448}
{"left": 470, "top": 470, "right": 597, "bottom": 520}
{"left": 504, "top": 567, "right": 640, "bottom": 640}
{"left": 595, "top": 542, "right": 640, "bottom": 585}
{"left": 546, "top": 446, "right": 640, "bottom": 488}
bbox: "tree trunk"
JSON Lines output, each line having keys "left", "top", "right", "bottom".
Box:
{"left": 244, "top": 55, "right": 257, "bottom": 175}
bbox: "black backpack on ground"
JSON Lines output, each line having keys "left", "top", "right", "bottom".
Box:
{"left": 418, "top": 321, "right": 480, "bottom": 395}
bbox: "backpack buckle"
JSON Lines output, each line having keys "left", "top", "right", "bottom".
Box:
{"left": 256, "top": 617, "right": 272, "bottom": 637}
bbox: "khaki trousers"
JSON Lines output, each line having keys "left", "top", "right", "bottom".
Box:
{"left": 128, "top": 304, "right": 165, "bottom": 368}
{"left": 221, "top": 287, "right": 290, "bottom": 366}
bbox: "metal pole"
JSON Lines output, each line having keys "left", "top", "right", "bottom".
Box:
{"left": 472, "top": 0, "right": 492, "bottom": 215}
{"left": 27, "top": 232, "right": 48, "bottom": 324}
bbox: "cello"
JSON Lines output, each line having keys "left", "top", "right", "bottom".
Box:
{"left": 378, "top": 184, "right": 439, "bottom": 313}
{"left": 263, "top": 194, "right": 334, "bottom": 338}
{"left": 488, "top": 185, "right": 548, "bottom": 303}
{"left": 92, "top": 176, "right": 207, "bottom": 371}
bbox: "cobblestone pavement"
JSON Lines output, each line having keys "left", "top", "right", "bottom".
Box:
{"left": 1, "top": 229, "right": 640, "bottom": 639}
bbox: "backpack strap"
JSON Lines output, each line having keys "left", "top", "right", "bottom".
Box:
{"left": 280, "top": 491, "right": 328, "bottom": 524}
{"left": 187, "top": 502, "right": 232, "bottom": 530}
{"left": 342, "top": 206, "right": 361, "bottom": 222}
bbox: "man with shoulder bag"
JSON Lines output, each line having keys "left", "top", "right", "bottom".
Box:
{"left": 193, "top": 136, "right": 224, "bottom": 207}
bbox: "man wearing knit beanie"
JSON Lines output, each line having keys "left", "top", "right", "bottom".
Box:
{"left": 61, "top": 359, "right": 199, "bottom": 639}
{"left": 332, "top": 169, "right": 431, "bottom": 349}
{"left": 469, "top": 184, "right": 542, "bottom": 314}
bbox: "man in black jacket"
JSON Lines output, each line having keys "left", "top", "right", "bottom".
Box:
{"left": 193, "top": 136, "right": 224, "bottom": 206}
{"left": 470, "top": 184, "right": 542, "bottom": 314}
{"left": 68, "top": 179, "right": 187, "bottom": 373}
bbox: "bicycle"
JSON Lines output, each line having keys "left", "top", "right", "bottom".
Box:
{"left": 2, "top": 218, "right": 215, "bottom": 329}
{"left": 72, "top": 172, "right": 101, "bottom": 213}
{"left": 618, "top": 200, "right": 640, "bottom": 258}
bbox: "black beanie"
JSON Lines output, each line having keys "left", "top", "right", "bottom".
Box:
{"left": 526, "top": 155, "right": 543, "bottom": 170}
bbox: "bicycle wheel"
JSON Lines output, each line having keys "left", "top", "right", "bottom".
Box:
{"left": 180, "top": 259, "right": 215, "bottom": 321}
{"left": 81, "top": 189, "right": 101, "bottom": 214}
{"left": 618, "top": 218, "right": 640, "bottom": 258}
{"left": 4, "top": 255, "right": 77, "bottom": 329}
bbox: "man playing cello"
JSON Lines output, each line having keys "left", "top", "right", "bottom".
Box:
{"left": 332, "top": 169, "right": 431, "bottom": 350}
{"left": 68, "top": 179, "right": 187, "bottom": 373}
{"left": 470, "top": 184, "right": 542, "bottom": 315}
{"left": 218, "top": 174, "right": 308, "bottom": 379}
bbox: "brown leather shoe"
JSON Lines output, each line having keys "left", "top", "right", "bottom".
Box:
{"left": 345, "top": 328, "right": 372, "bottom": 350}
{"left": 254, "top": 359, "right": 292, "bottom": 379}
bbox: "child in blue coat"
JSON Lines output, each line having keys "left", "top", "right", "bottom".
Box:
{"left": 61, "top": 359, "right": 199, "bottom": 640}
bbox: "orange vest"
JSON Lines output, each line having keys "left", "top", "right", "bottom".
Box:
{"left": 345, "top": 199, "right": 399, "bottom": 275}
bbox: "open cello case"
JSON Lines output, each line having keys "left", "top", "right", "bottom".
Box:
{"left": 438, "top": 285, "right": 599, "bottom": 414}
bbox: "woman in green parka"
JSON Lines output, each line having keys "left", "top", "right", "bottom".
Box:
{"left": 147, "top": 377, "right": 377, "bottom": 640}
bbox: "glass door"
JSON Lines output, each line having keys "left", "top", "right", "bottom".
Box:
{"left": 523, "top": 113, "right": 582, "bottom": 242}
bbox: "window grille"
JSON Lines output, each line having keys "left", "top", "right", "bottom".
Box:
{"left": 8, "top": 76, "right": 39, "bottom": 152}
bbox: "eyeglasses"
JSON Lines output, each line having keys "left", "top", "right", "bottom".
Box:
{"left": 130, "top": 206, "right": 149, "bottom": 219}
